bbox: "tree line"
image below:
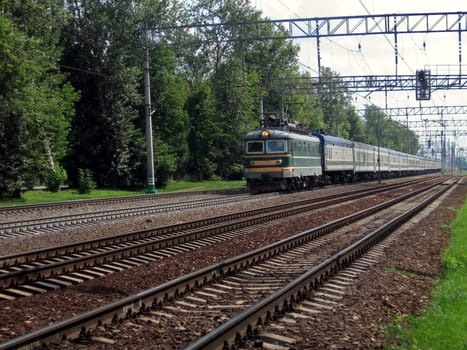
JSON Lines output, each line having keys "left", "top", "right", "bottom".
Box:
{"left": 0, "top": 0, "right": 420, "bottom": 198}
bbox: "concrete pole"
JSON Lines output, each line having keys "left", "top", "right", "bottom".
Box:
{"left": 377, "top": 127, "right": 381, "bottom": 184}
{"left": 144, "top": 47, "right": 157, "bottom": 193}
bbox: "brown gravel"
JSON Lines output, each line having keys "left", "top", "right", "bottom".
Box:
{"left": 0, "top": 177, "right": 423, "bottom": 256}
{"left": 0, "top": 176, "right": 464, "bottom": 349}
{"left": 291, "top": 177, "right": 466, "bottom": 349}
{"left": 0, "top": 189, "right": 386, "bottom": 342}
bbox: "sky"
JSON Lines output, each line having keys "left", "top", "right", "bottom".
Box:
{"left": 253, "top": 0, "right": 467, "bottom": 155}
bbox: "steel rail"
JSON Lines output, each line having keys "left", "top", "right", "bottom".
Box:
{"left": 0, "top": 188, "right": 246, "bottom": 213}
{"left": 0, "top": 178, "right": 435, "bottom": 290}
{"left": 0, "top": 176, "right": 433, "bottom": 266}
{"left": 0, "top": 177, "right": 437, "bottom": 237}
{"left": 0, "top": 194, "right": 254, "bottom": 237}
{"left": 186, "top": 179, "right": 458, "bottom": 349}
{"left": 0, "top": 177, "right": 452, "bottom": 350}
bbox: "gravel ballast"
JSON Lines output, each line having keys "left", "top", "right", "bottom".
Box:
{"left": 0, "top": 176, "right": 464, "bottom": 348}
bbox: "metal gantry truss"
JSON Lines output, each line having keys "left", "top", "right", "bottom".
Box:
{"left": 161, "top": 11, "right": 467, "bottom": 73}
{"left": 162, "top": 12, "right": 467, "bottom": 39}
{"left": 372, "top": 105, "right": 467, "bottom": 118}
{"left": 283, "top": 12, "right": 467, "bottom": 38}
{"left": 159, "top": 11, "right": 467, "bottom": 97}
{"left": 277, "top": 74, "right": 467, "bottom": 93}
{"left": 339, "top": 74, "right": 467, "bottom": 93}
{"left": 156, "top": 12, "right": 467, "bottom": 167}
{"left": 356, "top": 105, "right": 467, "bottom": 135}
{"left": 356, "top": 105, "right": 467, "bottom": 129}
{"left": 394, "top": 120, "right": 467, "bottom": 130}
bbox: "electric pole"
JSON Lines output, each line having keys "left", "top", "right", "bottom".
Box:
{"left": 144, "top": 47, "right": 157, "bottom": 193}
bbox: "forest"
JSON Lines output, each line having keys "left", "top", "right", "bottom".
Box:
{"left": 0, "top": 0, "right": 420, "bottom": 198}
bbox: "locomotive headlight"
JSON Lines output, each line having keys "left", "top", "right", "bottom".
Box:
{"left": 260, "top": 130, "right": 270, "bottom": 137}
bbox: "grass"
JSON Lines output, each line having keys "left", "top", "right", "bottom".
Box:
{"left": 0, "top": 180, "right": 246, "bottom": 207}
{"left": 160, "top": 179, "right": 246, "bottom": 192}
{"left": 385, "top": 198, "right": 467, "bottom": 350}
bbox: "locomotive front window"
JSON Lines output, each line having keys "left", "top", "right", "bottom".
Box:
{"left": 266, "top": 139, "right": 286, "bottom": 153}
{"left": 246, "top": 141, "right": 264, "bottom": 154}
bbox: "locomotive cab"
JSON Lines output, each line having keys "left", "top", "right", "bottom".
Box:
{"left": 244, "top": 128, "right": 322, "bottom": 192}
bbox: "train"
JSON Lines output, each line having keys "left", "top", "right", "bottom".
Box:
{"left": 243, "top": 118, "right": 441, "bottom": 193}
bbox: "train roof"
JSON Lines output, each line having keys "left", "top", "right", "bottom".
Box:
{"left": 352, "top": 141, "right": 376, "bottom": 150}
{"left": 245, "top": 128, "right": 320, "bottom": 142}
{"left": 311, "top": 132, "right": 354, "bottom": 147}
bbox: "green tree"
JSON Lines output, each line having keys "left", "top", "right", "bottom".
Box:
{"left": 0, "top": 14, "right": 28, "bottom": 199}
{"left": 185, "top": 0, "right": 306, "bottom": 178}
{"left": 150, "top": 45, "right": 190, "bottom": 181}
{"left": 0, "top": 3, "right": 77, "bottom": 198}
{"left": 185, "top": 82, "right": 220, "bottom": 180}
{"left": 364, "top": 104, "right": 386, "bottom": 146}
{"left": 212, "top": 61, "right": 259, "bottom": 179}
{"left": 364, "top": 104, "right": 419, "bottom": 153}
{"left": 276, "top": 73, "right": 325, "bottom": 131}
{"left": 152, "top": 136, "right": 177, "bottom": 187}
{"left": 64, "top": 0, "right": 144, "bottom": 187}
{"left": 63, "top": 0, "right": 189, "bottom": 188}
{"left": 346, "top": 105, "right": 366, "bottom": 142}
{"left": 316, "top": 67, "right": 354, "bottom": 138}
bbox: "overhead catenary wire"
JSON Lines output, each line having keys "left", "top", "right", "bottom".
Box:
{"left": 358, "top": 0, "right": 414, "bottom": 75}
{"left": 268, "top": 0, "right": 369, "bottom": 74}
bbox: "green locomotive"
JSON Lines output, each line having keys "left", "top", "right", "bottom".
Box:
{"left": 244, "top": 127, "right": 322, "bottom": 192}
{"left": 243, "top": 118, "right": 441, "bottom": 193}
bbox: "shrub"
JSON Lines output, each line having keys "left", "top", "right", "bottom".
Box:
{"left": 78, "top": 169, "right": 95, "bottom": 194}
{"left": 45, "top": 167, "right": 67, "bottom": 192}
{"left": 225, "top": 163, "right": 244, "bottom": 180}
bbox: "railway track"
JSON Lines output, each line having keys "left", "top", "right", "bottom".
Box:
{"left": 0, "top": 188, "right": 246, "bottom": 215}
{"left": 192, "top": 178, "right": 459, "bottom": 350}
{"left": 0, "top": 177, "right": 457, "bottom": 349}
{"left": 0, "top": 177, "right": 435, "bottom": 300}
{"left": 0, "top": 177, "right": 436, "bottom": 239}
{"left": 0, "top": 193, "right": 256, "bottom": 239}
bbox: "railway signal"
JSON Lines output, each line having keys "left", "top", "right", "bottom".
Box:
{"left": 416, "top": 69, "right": 431, "bottom": 100}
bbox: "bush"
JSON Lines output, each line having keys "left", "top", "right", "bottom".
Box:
{"left": 45, "top": 167, "right": 67, "bottom": 192}
{"left": 225, "top": 163, "right": 244, "bottom": 180}
{"left": 78, "top": 169, "right": 95, "bottom": 194}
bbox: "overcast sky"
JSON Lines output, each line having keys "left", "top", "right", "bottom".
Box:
{"left": 253, "top": 0, "right": 467, "bottom": 151}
